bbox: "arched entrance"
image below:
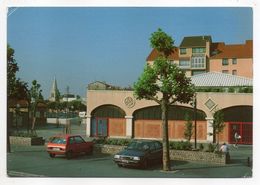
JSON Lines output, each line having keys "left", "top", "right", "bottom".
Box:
{"left": 90, "top": 105, "right": 126, "bottom": 137}
{"left": 133, "top": 105, "right": 207, "bottom": 140}
{"left": 221, "top": 106, "right": 253, "bottom": 144}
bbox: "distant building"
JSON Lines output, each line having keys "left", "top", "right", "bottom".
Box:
{"left": 88, "top": 81, "right": 115, "bottom": 90}
{"left": 62, "top": 94, "right": 77, "bottom": 102}
{"left": 49, "top": 76, "right": 59, "bottom": 102}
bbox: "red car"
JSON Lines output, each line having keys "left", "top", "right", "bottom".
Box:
{"left": 46, "top": 134, "right": 94, "bottom": 159}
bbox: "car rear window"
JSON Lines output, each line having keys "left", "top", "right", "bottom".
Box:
{"left": 50, "top": 137, "right": 66, "bottom": 144}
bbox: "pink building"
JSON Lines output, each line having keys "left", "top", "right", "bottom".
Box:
{"left": 146, "top": 36, "right": 253, "bottom": 79}
{"left": 209, "top": 40, "right": 253, "bottom": 78}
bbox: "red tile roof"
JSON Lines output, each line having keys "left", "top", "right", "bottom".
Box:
{"left": 146, "top": 48, "right": 179, "bottom": 61}
{"left": 210, "top": 40, "right": 252, "bottom": 59}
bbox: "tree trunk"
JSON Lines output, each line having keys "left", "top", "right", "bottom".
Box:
{"left": 7, "top": 111, "right": 11, "bottom": 153}
{"left": 161, "top": 98, "right": 171, "bottom": 171}
{"left": 31, "top": 117, "right": 36, "bottom": 132}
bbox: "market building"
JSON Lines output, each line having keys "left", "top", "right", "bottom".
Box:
{"left": 86, "top": 73, "right": 252, "bottom": 144}
{"left": 85, "top": 35, "right": 253, "bottom": 145}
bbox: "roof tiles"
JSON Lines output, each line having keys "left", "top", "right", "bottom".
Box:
{"left": 191, "top": 72, "right": 253, "bottom": 87}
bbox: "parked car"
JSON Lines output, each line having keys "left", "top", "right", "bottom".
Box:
{"left": 46, "top": 134, "right": 93, "bottom": 159}
{"left": 113, "top": 140, "right": 163, "bottom": 169}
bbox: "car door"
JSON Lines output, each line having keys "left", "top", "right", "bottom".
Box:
{"left": 154, "top": 141, "right": 163, "bottom": 161}
{"left": 147, "top": 141, "right": 162, "bottom": 163}
{"left": 67, "top": 136, "right": 77, "bottom": 152}
{"left": 74, "top": 136, "right": 88, "bottom": 153}
{"left": 147, "top": 142, "right": 158, "bottom": 161}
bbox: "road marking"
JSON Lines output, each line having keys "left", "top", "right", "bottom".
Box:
{"left": 7, "top": 170, "right": 45, "bottom": 177}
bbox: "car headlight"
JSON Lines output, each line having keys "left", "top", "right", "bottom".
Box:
{"left": 114, "top": 155, "right": 120, "bottom": 159}
{"left": 133, "top": 156, "right": 140, "bottom": 160}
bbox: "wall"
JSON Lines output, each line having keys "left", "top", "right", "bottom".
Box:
{"left": 94, "top": 144, "right": 226, "bottom": 164}
{"left": 209, "top": 58, "right": 253, "bottom": 78}
{"left": 134, "top": 120, "right": 207, "bottom": 141}
{"left": 108, "top": 118, "right": 126, "bottom": 137}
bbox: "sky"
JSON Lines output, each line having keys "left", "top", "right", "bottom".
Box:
{"left": 7, "top": 7, "right": 253, "bottom": 99}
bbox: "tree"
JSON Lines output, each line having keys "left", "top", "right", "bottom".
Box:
{"left": 29, "top": 80, "right": 43, "bottom": 133}
{"left": 184, "top": 114, "right": 193, "bottom": 142}
{"left": 134, "top": 28, "right": 195, "bottom": 171}
{"left": 212, "top": 110, "right": 225, "bottom": 146}
{"left": 7, "top": 44, "right": 29, "bottom": 153}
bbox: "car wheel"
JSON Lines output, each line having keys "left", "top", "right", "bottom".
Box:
{"left": 49, "top": 153, "right": 55, "bottom": 158}
{"left": 117, "top": 164, "right": 122, "bottom": 168}
{"left": 66, "top": 151, "right": 73, "bottom": 159}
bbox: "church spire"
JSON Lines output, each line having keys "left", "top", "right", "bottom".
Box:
{"left": 49, "top": 76, "right": 59, "bottom": 102}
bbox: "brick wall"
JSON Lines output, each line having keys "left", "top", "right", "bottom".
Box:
{"left": 10, "top": 136, "right": 44, "bottom": 146}
{"left": 94, "top": 144, "right": 226, "bottom": 164}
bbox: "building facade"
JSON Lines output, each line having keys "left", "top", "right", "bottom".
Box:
{"left": 209, "top": 40, "right": 253, "bottom": 78}
{"left": 86, "top": 73, "right": 253, "bottom": 144}
{"left": 146, "top": 36, "right": 253, "bottom": 78}
{"left": 85, "top": 35, "right": 253, "bottom": 144}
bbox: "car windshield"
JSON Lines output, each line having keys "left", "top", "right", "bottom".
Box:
{"left": 126, "top": 141, "right": 150, "bottom": 151}
{"left": 50, "top": 137, "right": 66, "bottom": 144}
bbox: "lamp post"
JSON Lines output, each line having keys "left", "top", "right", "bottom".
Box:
{"left": 15, "top": 103, "right": 20, "bottom": 133}
{"left": 193, "top": 93, "right": 197, "bottom": 149}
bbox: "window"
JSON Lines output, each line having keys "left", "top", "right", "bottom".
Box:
{"left": 191, "top": 57, "right": 205, "bottom": 68}
{"left": 74, "top": 136, "right": 85, "bottom": 144}
{"left": 154, "top": 142, "right": 162, "bottom": 150}
{"left": 222, "top": 58, "right": 229, "bottom": 66}
{"left": 232, "top": 70, "right": 237, "bottom": 75}
{"left": 180, "top": 48, "right": 186, "bottom": 54}
{"left": 179, "top": 60, "right": 190, "bottom": 68}
{"left": 192, "top": 47, "right": 206, "bottom": 54}
{"left": 222, "top": 70, "right": 229, "bottom": 74}
{"left": 232, "top": 58, "right": 237, "bottom": 65}
{"left": 192, "top": 70, "right": 206, "bottom": 76}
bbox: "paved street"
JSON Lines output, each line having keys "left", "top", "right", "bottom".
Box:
{"left": 6, "top": 123, "right": 253, "bottom": 178}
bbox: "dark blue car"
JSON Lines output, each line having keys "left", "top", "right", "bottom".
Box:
{"left": 113, "top": 140, "right": 163, "bottom": 169}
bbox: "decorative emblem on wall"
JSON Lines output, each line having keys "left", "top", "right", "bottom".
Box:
{"left": 205, "top": 98, "right": 217, "bottom": 111}
{"left": 124, "top": 96, "right": 135, "bottom": 108}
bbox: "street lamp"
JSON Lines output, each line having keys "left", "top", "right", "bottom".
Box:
{"left": 15, "top": 103, "right": 20, "bottom": 132}
{"left": 193, "top": 93, "right": 197, "bottom": 149}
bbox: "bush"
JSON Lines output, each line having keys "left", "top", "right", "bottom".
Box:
{"left": 169, "top": 141, "right": 192, "bottom": 150}
{"left": 206, "top": 143, "right": 216, "bottom": 152}
{"left": 94, "top": 138, "right": 131, "bottom": 146}
{"left": 199, "top": 143, "right": 204, "bottom": 151}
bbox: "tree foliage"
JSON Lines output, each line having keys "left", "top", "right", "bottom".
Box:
{"left": 7, "top": 44, "right": 29, "bottom": 101}
{"left": 184, "top": 114, "right": 193, "bottom": 142}
{"left": 212, "top": 110, "right": 225, "bottom": 145}
{"left": 134, "top": 28, "right": 195, "bottom": 171}
{"left": 29, "top": 80, "right": 43, "bottom": 132}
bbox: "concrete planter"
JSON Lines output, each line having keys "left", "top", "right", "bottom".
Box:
{"left": 94, "top": 144, "right": 226, "bottom": 165}
{"left": 10, "top": 136, "right": 45, "bottom": 146}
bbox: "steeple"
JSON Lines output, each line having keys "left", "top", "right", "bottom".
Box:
{"left": 49, "top": 76, "right": 59, "bottom": 102}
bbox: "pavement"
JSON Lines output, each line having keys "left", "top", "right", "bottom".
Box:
{"left": 6, "top": 123, "right": 253, "bottom": 178}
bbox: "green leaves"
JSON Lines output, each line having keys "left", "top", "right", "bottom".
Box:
{"left": 134, "top": 29, "right": 195, "bottom": 106}
{"left": 150, "top": 28, "right": 174, "bottom": 57}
